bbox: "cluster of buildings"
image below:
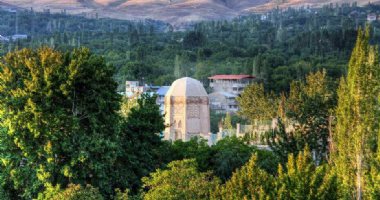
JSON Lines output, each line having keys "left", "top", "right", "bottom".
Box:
{"left": 125, "top": 74, "right": 261, "bottom": 145}
{"left": 367, "top": 13, "right": 380, "bottom": 22}
{"left": 208, "top": 74, "right": 254, "bottom": 113}
{"left": 0, "top": 34, "right": 28, "bottom": 42}
{"left": 125, "top": 74, "right": 255, "bottom": 114}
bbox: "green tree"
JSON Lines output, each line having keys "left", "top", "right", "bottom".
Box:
{"left": 333, "top": 26, "right": 380, "bottom": 199}
{"left": 169, "top": 137, "right": 211, "bottom": 172}
{"left": 211, "top": 155, "right": 274, "bottom": 200}
{"left": 275, "top": 148, "right": 337, "bottom": 200}
{"left": 39, "top": 184, "right": 103, "bottom": 200}
{"left": 222, "top": 112, "right": 233, "bottom": 130}
{"left": 267, "top": 70, "right": 337, "bottom": 163}
{"left": 266, "top": 118, "right": 300, "bottom": 162}
{"left": 0, "top": 47, "right": 121, "bottom": 198}
{"left": 114, "top": 188, "right": 130, "bottom": 200}
{"left": 122, "top": 62, "right": 153, "bottom": 83}
{"left": 183, "top": 31, "right": 205, "bottom": 49}
{"left": 210, "top": 136, "right": 255, "bottom": 182}
{"left": 237, "top": 84, "right": 278, "bottom": 122}
{"left": 116, "top": 94, "right": 166, "bottom": 193}
{"left": 173, "top": 55, "right": 182, "bottom": 79}
{"left": 120, "top": 96, "right": 138, "bottom": 118}
{"left": 168, "top": 135, "right": 276, "bottom": 183}
{"left": 194, "top": 61, "right": 210, "bottom": 82}
{"left": 142, "top": 159, "right": 219, "bottom": 200}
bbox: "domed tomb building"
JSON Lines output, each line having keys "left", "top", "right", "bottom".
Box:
{"left": 164, "top": 77, "right": 210, "bottom": 141}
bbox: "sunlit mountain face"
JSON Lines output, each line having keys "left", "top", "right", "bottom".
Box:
{"left": 0, "top": 0, "right": 375, "bottom": 25}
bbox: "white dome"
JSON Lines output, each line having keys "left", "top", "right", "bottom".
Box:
{"left": 166, "top": 77, "right": 208, "bottom": 97}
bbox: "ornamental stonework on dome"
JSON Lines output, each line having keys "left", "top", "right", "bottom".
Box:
{"left": 164, "top": 77, "right": 210, "bottom": 141}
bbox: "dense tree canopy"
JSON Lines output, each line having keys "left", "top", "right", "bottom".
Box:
{"left": 211, "top": 148, "right": 337, "bottom": 200}
{"left": 142, "top": 159, "right": 219, "bottom": 200}
{"left": 266, "top": 70, "right": 337, "bottom": 163}
{"left": 0, "top": 48, "right": 167, "bottom": 199}
{"left": 1, "top": 4, "right": 380, "bottom": 92}
{"left": 0, "top": 47, "right": 121, "bottom": 198}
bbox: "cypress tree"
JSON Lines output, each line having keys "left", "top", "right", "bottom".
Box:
{"left": 333, "top": 26, "right": 380, "bottom": 199}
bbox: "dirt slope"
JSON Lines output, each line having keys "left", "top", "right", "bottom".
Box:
{"left": 0, "top": 0, "right": 375, "bottom": 26}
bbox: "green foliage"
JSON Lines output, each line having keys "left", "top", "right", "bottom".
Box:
{"left": 212, "top": 148, "right": 337, "bottom": 200}
{"left": 237, "top": 84, "right": 278, "bottom": 122}
{"left": 266, "top": 118, "right": 299, "bottom": 162}
{"left": 120, "top": 96, "right": 139, "bottom": 118}
{"left": 287, "top": 70, "right": 336, "bottom": 162}
{"left": 40, "top": 184, "right": 103, "bottom": 200}
{"left": 222, "top": 112, "right": 233, "bottom": 130}
{"left": 210, "top": 136, "right": 255, "bottom": 181}
{"left": 169, "top": 138, "right": 211, "bottom": 171}
{"left": 116, "top": 93, "right": 166, "bottom": 193}
{"left": 142, "top": 159, "right": 219, "bottom": 200}
{"left": 255, "top": 149, "right": 281, "bottom": 175}
{"left": 267, "top": 70, "right": 337, "bottom": 163}
{"left": 275, "top": 148, "right": 337, "bottom": 200}
{"left": 210, "top": 111, "right": 247, "bottom": 133}
{"left": 0, "top": 47, "right": 171, "bottom": 198}
{"left": 114, "top": 188, "right": 130, "bottom": 200}
{"left": 0, "top": 6, "right": 379, "bottom": 199}
{"left": 183, "top": 31, "right": 206, "bottom": 49}
{"left": 367, "top": 115, "right": 380, "bottom": 199}
{"left": 0, "top": 186, "right": 10, "bottom": 200}
{"left": 333, "top": 26, "right": 380, "bottom": 199}
{"left": 169, "top": 136, "right": 280, "bottom": 182}
{"left": 2, "top": 5, "right": 378, "bottom": 91}
{"left": 211, "top": 155, "right": 274, "bottom": 200}
{"left": 0, "top": 47, "right": 121, "bottom": 198}
{"left": 367, "top": 159, "right": 380, "bottom": 200}
{"left": 122, "top": 62, "right": 157, "bottom": 83}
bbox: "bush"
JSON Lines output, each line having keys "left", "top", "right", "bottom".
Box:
{"left": 39, "top": 184, "right": 103, "bottom": 200}
{"left": 0, "top": 187, "right": 10, "bottom": 200}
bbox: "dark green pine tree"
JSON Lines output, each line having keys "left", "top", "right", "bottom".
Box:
{"left": 115, "top": 93, "right": 166, "bottom": 193}
{"left": 333, "top": 26, "right": 380, "bottom": 199}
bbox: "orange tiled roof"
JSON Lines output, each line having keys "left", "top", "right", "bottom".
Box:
{"left": 208, "top": 74, "right": 255, "bottom": 80}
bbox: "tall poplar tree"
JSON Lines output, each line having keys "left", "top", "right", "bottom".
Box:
{"left": 333, "top": 26, "right": 380, "bottom": 199}
{"left": 173, "top": 55, "right": 182, "bottom": 79}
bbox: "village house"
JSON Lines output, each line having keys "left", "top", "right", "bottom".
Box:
{"left": 208, "top": 74, "right": 255, "bottom": 113}
{"left": 367, "top": 13, "right": 377, "bottom": 22}
{"left": 125, "top": 80, "right": 170, "bottom": 114}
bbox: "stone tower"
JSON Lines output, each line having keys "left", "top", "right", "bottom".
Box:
{"left": 164, "top": 77, "right": 210, "bottom": 141}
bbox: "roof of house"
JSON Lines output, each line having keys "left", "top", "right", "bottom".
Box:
{"left": 0, "top": 35, "right": 9, "bottom": 41}
{"left": 156, "top": 86, "right": 170, "bottom": 96}
{"left": 208, "top": 74, "right": 255, "bottom": 80}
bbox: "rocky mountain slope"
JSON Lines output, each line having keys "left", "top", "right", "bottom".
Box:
{"left": 0, "top": 0, "right": 376, "bottom": 26}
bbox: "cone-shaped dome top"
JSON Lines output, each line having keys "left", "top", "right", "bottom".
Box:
{"left": 166, "top": 77, "right": 208, "bottom": 97}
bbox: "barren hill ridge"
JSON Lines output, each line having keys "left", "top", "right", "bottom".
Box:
{"left": 0, "top": 0, "right": 376, "bottom": 26}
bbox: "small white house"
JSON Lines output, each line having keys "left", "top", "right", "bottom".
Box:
{"left": 367, "top": 13, "right": 377, "bottom": 22}
{"left": 0, "top": 35, "right": 9, "bottom": 42}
